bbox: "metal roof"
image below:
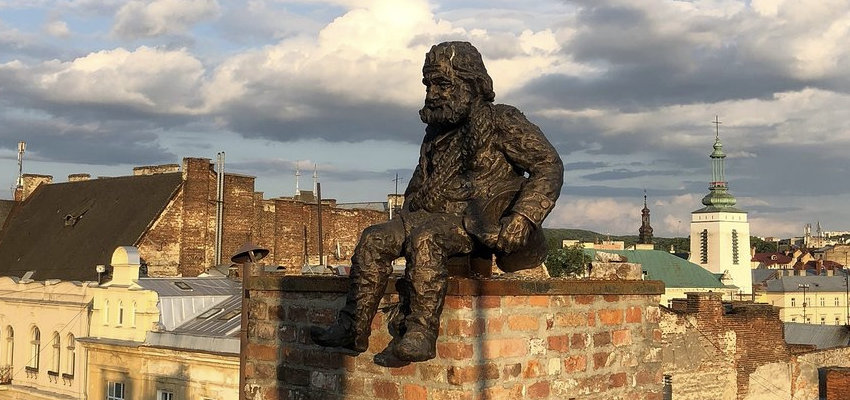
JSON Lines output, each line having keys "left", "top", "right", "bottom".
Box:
{"left": 172, "top": 294, "right": 241, "bottom": 337}
{"left": 135, "top": 277, "right": 239, "bottom": 296}
{"left": 765, "top": 275, "right": 850, "bottom": 293}
{"left": 583, "top": 249, "right": 725, "bottom": 288}
{"left": 784, "top": 322, "right": 850, "bottom": 350}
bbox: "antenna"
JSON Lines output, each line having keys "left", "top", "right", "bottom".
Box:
{"left": 16, "top": 141, "right": 25, "bottom": 188}
{"left": 295, "top": 161, "right": 301, "bottom": 195}
{"left": 313, "top": 163, "right": 318, "bottom": 194}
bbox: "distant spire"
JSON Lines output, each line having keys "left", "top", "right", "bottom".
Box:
{"left": 638, "top": 189, "right": 653, "bottom": 244}
{"left": 700, "top": 116, "right": 739, "bottom": 210}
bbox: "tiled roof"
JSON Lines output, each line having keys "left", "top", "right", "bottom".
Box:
{"left": 0, "top": 173, "right": 183, "bottom": 281}
{"left": 752, "top": 252, "right": 793, "bottom": 266}
{"left": 582, "top": 249, "right": 725, "bottom": 288}
{"left": 765, "top": 275, "right": 850, "bottom": 292}
{"left": 172, "top": 294, "right": 241, "bottom": 337}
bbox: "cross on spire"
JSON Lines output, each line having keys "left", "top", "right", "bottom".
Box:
{"left": 712, "top": 115, "right": 722, "bottom": 140}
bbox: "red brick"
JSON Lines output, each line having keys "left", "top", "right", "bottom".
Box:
{"left": 403, "top": 384, "right": 427, "bottom": 400}
{"left": 342, "top": 376, "right": 365, "bottom": 396}
{"left": 548, "top": 335, "right": 569, "bottom": 352}
{"left": 571, "top": 333, "right": 586, "bottom": 349}
{"left": 486, "top": 316, "right": 505, "bottom": 333}
{"left": 431, "top": 388, "right": 473, "bottom": 400}
{"left": 437, "top": 342, "right": 474, "bottom": 360}
{"left": 598, "top": 309, "right": 624, "bottom": 325}
{"left": 527, "top": 381, "right": 550, "bottom": 399}
{"left": 503, "top": 295, "right": 528, "bottom": 307}
{"left": 482, "top": 338, "right": 527, "bottom": 358}
{"left": 445, "top": 296, "right": 473, "bottom": 309}
{"left": 503, "top": 363, "right": 522, "bottom": 378}
{"left": 523, "top": 360, "right": 541, "bottom": 378}
{"left": 609, "top": 372, "right": 627, "bottom": 388}
{"left": 554, "top": 312, "right": 586, "bottom": 327}
{"left": 448, "top": 364, "right": 499, "bottom": 385}
{"left": 247, "top": 344, "right": 278, "bottom": 361}
{"left": 625, "top": 306, "right": 642, "bottom": 323}
{"left": 574, "top": 295, "right": 596, "bottom": 304}
{"left": 613, "top": 329, "right": 632, "bottom": 347}
{"left": 373, "top": 380, "right": 400, "bottom": 400}
{"left": 587, "top": 310, "right": 596, "bottom": 327}
{"left": 564, "top": 355, "right": 587, "bottom": 373}
{"left": 593, "top": 331, "right": 611, "bottom": 346}
{"left": 390, "top": 363, "right": 417, "bottom": 376}
{"left": 593, "top": 352, "right": 609, "bottom": 370}
{"left": 603, "top": 294, "right": 620, "bottom": 302}
{"left": 529, "top": 295, "right": 549, "bottom": 307}
{"left": 507, "top": 315, "right": 539, "bottom": 331}
{"left": 477, "top": 296, "right": 502, "bottom": 308}
{"left": 446, "top": 318, "right": 484, "bottom": 336}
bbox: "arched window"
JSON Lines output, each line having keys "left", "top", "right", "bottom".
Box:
{"left": 51, "top": 332, "right": 60, "bottom": 373}
{"left": 118, "top": 301, "right": 124, "bottom": 326}
{"left": 103, "top": 300, "right": 110, "bottom": 325}
{"left": 131, "top": 302, "right": 137, "bottom": 327}
{"left": 4, "top": 326, "right": 12, "bottom": 367}
{"left": 65, "top": 334, "right": 75, "bottom": 376}
{"left": 28, "top": 326, "right": 40, "bottom": 370}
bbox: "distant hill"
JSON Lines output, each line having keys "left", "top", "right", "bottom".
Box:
{"left": 543, "top": 228, "right": 690, "bottom": 254}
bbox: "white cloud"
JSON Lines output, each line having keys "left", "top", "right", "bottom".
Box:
{"left": 44, "top": 20, "right": 69, "bottom": 38}
{"left": 112, "top": 0, "right": 220, "bottom": 39}
{"left": 2, "top": 46, "right": 206, "bottom": 114}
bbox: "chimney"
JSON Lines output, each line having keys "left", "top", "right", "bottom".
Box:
{"left": 109, "top": 246, "right": 141, "bottom": 285}
{"left": 18, "top": 174, "right": 53, "bottom": 201}
{"left": 68, "top": 173, "right": 90, "bottom": 182}
{"left": 133, "top": 164, "right": 180, "bottom": 176}
{"left": 827, "top": 268, "right": 835, "bottom": 277}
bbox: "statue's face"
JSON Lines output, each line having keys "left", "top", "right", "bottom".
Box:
{"left": 419, "top": 68, "right": 473, "bottom": 127}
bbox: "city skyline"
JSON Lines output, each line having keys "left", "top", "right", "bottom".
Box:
{"left": 1, "top": 0, "right": 849, "bottom": 238}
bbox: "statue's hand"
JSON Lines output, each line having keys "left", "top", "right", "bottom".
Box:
{"left": 496, "top": 213, "right": 533, "bottom": 253}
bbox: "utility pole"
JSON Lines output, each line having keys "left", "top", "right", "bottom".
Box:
{"left": 799, "top": 283, "right": 810, "bottom": 323}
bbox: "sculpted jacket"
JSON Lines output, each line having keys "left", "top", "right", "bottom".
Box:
{"left": 402, "top": 102, "right": 564, "bottom": 249}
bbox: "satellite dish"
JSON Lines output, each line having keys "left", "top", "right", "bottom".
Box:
{"left": 96, "top": 265, "right": 106, "bottom": 273}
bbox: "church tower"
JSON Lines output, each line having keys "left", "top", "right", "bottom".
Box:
{"left": 688, "top": 117, "right": 752, "bottom": 295}
{"left": 638, "top": 191, "right": 653, "bottom": 245}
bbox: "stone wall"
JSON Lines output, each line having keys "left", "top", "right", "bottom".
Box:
{"left": 242, "top": 276, "right": 666, "bottom": 400}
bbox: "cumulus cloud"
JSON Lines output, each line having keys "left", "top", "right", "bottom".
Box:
{"left": 112, "top": 0, "right": 220, "bottom": 39}
{"left": 44, "top": 20, "right": 70, "bottom": 38}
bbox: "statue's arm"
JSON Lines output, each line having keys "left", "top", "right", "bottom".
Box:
{"left": 402, "top": 156, "right": 426, "bottom": 212}
{"left": 496, "top": 105, "right": 564, "bottom": 228}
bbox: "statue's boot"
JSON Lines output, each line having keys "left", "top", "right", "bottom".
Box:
{"left": 311, "top": 224, "right": 401, "bottom": 353}
{"left": 393, "top": 255, "right": 449, "bottom": 362}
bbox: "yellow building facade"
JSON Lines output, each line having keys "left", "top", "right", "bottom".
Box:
{"left": 763, "top": 275, "right": 850, "bottom": 325}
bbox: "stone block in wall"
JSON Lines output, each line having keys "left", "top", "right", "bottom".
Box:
{"left": 589, "top": 262, "right": 642, "bottom": 280}
{"left": 242, "top": 276, "right": 665, "bottom": 400}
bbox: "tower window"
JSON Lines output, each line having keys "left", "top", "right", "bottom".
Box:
{"left": 732, "top": 229, "right": 739, "bottom": 265}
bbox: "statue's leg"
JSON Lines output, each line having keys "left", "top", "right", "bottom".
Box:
{"left": 311, "top": 220, "right": 404, "bottom": 352}
{"left": 393, "top": 216, "right": 472, "bottom": 361}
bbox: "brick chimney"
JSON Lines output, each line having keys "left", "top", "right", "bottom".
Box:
{"left": 686, "top": 292, "right": 724, "bottom": 320}
{"left": 133, "top": 164, "right": 180, "bottom": 176}
{"left": 68, "top": 173, "right": 91, "bottom": 182}
{"left": 17, "top": 174, "right": 53, "bottom": 201}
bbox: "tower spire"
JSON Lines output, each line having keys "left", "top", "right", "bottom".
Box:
{"left": 638, "top": 189, "right": 653, "bottom": 244}
{"left": 295, "top": 161, "right": 301, "bottom": 195}
{"left": 700, "top": 116, "right": 738, "bottom": 210}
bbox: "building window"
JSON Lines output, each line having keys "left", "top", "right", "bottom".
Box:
{"left": 836, "top": 297, "right": 840, "bottom": 307}
{"left": 103, "top": 300, "right": 110, "bottom": 325}
{"left": 28, "top": 326, "right": 40, "bottom": 370}
{"left": 821, "top": 317, "right": 826, "bottom": 325}
{"left": 663, "top": 374, "right": 672, "bottom": 400}
{"left": 820, "top": 298, "right": 825, "bottom": 307}
{"left": 118, "top": 301, "right": 124, "bottom": 326}
{"left": 791, "top": 317, "right": 796, "bottom": 322}
{"left": 732, "top": 229, "right": 739, "bottom": 264}
{"left": 107, "top": 381, "right": 125, "bottom": 400}
{"left": 836, "top": 317, "right": 841, "bottom": 325}
{"left": 700, "top": 229, "right": 708, "bottom": 264}
{"left": 50, "top": 332, "right": 60, "bottom": 374}
{"left": 64, "top": 334, "right": 75, "bottom": 377}
{"left": 157, "top": 389, "right": 174, "bottom": 400}
{"left": 5, "top": 326, "right": 13, "bottom": 367}
{"left": 791, "top": 298, "right": 796, "bottom": 307}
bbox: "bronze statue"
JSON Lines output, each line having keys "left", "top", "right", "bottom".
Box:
{"left": 311, "top": 41, "right": 563, "bottom": 362}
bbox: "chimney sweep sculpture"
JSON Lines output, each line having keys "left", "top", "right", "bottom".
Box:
{"left": 311, "top": 41, "right": 564, "bottom": 362}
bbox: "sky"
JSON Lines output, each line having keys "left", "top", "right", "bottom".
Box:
{"left": 1, "top": 0, "right": 849, "bottom": 239}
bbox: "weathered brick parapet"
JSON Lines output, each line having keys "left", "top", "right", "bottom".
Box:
{"left": 242, "top": 276, "right": 665, "bottom": 400}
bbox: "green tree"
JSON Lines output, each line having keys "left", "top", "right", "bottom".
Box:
{"left": 751, "top": 236, "right": 777, "bottom": 253}
{"left": 546, "top": 243, "right": 591, "bottom": 277}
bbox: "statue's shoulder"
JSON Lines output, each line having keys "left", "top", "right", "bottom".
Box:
{"left": 491, "top": 103, "right": 535, "bottom": 130}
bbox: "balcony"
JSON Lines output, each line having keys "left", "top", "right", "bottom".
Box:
{"left": 0, "top": 365, "right": 11, "bottom": 384}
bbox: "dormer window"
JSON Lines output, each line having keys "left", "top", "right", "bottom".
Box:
{"left": 173, "top": 281, "right": 193, "bottom": 291}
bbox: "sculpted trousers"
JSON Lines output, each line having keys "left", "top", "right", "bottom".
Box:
{"left": 339, "top": 212, "right": 473, "bottom": 349}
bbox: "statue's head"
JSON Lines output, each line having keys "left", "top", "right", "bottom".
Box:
{"left": 419, "top": 41, "right": 495, "bottom": 127}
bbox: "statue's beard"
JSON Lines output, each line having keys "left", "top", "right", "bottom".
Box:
{"left": 419, "top": 99, "right": 471, "bottom": 127}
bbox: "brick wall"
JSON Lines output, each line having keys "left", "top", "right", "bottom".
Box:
{"left": 242, "top": 276, "right": 665, "bottom": 400}
{"left": 661, "top": 292, "right": 792, "bottom": 400}
{"left": 825, "top": 367, "right": 850, "bottom": 400}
